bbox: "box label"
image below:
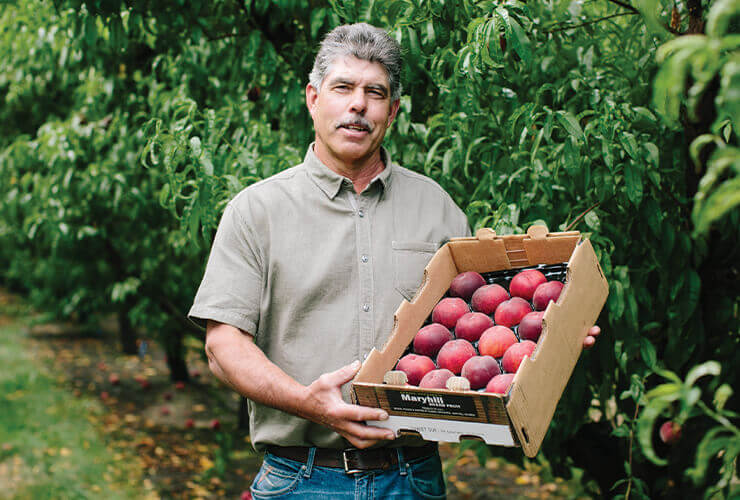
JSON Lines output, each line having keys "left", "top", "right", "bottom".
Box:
{"left": 386, "top": 390, "right": 480, "bottom": 418}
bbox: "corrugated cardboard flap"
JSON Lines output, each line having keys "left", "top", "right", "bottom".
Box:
{"left": 354, "top": 244, "right": 458, "bottom": 385}
{"left": 505, "top": 239, "right": 609, "bottom": 457}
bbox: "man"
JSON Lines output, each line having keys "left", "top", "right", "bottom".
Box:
{"left": 190, "top": 23, "right": 600, "bottom": 499}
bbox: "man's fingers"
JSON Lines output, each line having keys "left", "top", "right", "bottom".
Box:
{"left": 582, "top": 335, "right": 596, "bottom": 349}
{"left": 339, "top": 421, "right": 396, "bottom": 443}
{"left": 588, "top": 325, "right": 601, "bottom": 337}
{"left": 320, "top": 360, "right": 362, "bottom": 387}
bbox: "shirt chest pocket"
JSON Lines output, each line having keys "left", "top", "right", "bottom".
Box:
{"left": 392, "top": 241, "right": 438, "bottom": 302}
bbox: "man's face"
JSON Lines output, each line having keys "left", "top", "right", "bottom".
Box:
{"left": 306, "top": 56, "right": 400, "bottom": 168}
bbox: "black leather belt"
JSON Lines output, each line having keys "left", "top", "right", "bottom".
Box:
{"left": 265, "top": 443, "right": 438, "bottom": 474}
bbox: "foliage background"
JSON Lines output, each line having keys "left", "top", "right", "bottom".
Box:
{"left": 1, "top": 0, "right": 737, "bottom": 497}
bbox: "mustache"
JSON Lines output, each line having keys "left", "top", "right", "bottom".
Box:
{"left": 337, "top": 116, "right": 373, "bottom": 131}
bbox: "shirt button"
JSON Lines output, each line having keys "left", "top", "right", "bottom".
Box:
{"left": 358, "top": 209, "right": 365, "bottom": 218}
{"left": 362, "top": 304, "right": 370, "bottom": 312}
{"left": 361, "top": 255, "right": 368, "bottom": 263}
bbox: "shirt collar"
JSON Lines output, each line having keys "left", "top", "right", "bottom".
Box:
{"left": 304, "top": 143, "right": 393, "bottom": 199}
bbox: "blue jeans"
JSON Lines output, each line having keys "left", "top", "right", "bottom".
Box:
{"left": 250, "top": 448, "right": 447, "bottom": 499}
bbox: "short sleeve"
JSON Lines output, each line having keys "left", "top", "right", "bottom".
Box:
{"left": 188, "top": 202, "right": 263, "bottom": 335}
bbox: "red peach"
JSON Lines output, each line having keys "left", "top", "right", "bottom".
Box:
{"left": 461, "top": 356, "right": 501, "bottom": 390}
{"left": 454, "top": 312, "right": 494, "bottom": 342}
{"left": 175, "top": 381, "right": 186, "bottom": 390}
{"left": 471, "top": 284, "right": 509, "bottom": 315}
{"left": 100, "top": 391, "right": 110, "bottom": 401}
{"left": 160, "top": 406, "right": 171, "bottom": 416}
{"left": 108, "top": 373, "right": 120, "bottom": 385}
{"left": 509, "top": 269, "right": 547, "bottom": 301}
{"left": 395, "top": 354, "right": 437, "bottom": 386}
{"left": 485, "top": 373, "right": 516, "bottom": 395}
{"left": 210, "top": 419, "right": 221, "bottom": 430}
{"left": 419, "top": 369, "right": 455, "bottom": 389}
{"left": 533, "top": 281, "right": 564, "bottom": 310}
{"left": 436, "top": 339, "right": 477, "bottom": 375}
{"left": 478, "top": 326, "right": 518, "bottom": 358}
{"left": 413, "top": 323, "right": 453, "bottom": 358}
{"left": 241, "top": 491, "right": 253, "bottom": 500}
{"left": 659, "top": 421, "right": 682, "bottom": 445}
{"left": 518, "top": 311, "right": 545, "bottom": 342}
{"left": 494, "top": 297, "right": 532, "bottom": 327}
{"left": 432, "top": 297, "right": 470, "bottom": 329}
{"left": 138, "top": 379, "right": 151, "bottom": 390}
{"left": 184, "top": 418, "right": 195, "bottom": 429}
{"left": 502, "top": 340, "right": 537, "bottom": 373}
{"left": 449, "top": 271, "right": 486, "bottom": 301}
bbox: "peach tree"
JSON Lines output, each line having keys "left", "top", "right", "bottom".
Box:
{"left": 1, "top": 0, "right": 737, "bottom": 496}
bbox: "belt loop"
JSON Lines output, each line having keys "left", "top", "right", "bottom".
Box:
{"left": 396, "top": 447, "right": 408, "bottom": 476}
{"left": 303, "top": 447, "right": 316, "bottom": 478}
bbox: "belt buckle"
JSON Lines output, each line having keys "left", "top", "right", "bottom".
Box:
{"left": 342, "top": 449, "right": 362, "bottom": 475}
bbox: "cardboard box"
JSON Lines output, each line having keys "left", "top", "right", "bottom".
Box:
{"left": 351, "top": 225, "right": 609, "bottom": 457}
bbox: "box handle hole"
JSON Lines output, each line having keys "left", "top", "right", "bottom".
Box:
{"left": 520, "top": 427, "right": 530, "bottom": 444}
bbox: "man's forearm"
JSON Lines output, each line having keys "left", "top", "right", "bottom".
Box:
{"left": 205, "top": 321, "right": 310, "bottom": 416}
{"left": 205, "top": 320, "right": 394, "bottom": 448}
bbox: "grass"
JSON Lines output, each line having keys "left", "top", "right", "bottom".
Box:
{"left": 0, "top": 299, "right": 155, "bottom": 500}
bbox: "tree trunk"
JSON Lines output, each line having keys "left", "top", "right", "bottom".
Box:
{"left": 165, "top": 331, "right": 190, "bottom": 382}
{"left": 117, "top": 301, "right": 138, "bottom": 355}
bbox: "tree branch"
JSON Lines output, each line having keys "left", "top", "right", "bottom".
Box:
{"left": 155, "top": 294, "right": 205, "bottom": 335}
{"left": 544, "top": 12, "right": 636, "bottom": 33}
{"left": 608, "top": 0, "right": 640, "bottom": 15}
{"left": 565, "top": 202, "right": 601, "bottom": 231}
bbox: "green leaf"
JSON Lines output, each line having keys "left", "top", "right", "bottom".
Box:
{"left": 639, "top": 338, "right": 657, "bottom": 369}
{"left": 507, "top": 17, "right": 532, "bottom": 65}
{"left": 693, "top": 176, "right": 740, "bottom": 236}
{"left": 685, "top": 360, "right": 721, "bottom": 387}
{"left": 714, "top": 384, "right": 733, "bottom": 410}
{"left": 705, "top": 0, "right": 740, "bottom": 38}
{"left": 620, "top": 133, "right": 639, "bottom": 160}
{"left": 624, "top": 162, "right": 644, "bottom": 206}
{"left": 556, "top": 111, "right": 584, "bottom": 140}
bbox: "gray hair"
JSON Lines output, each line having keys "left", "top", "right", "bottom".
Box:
{"left": 309, "top": 23, "right": 403, "bottom": 102}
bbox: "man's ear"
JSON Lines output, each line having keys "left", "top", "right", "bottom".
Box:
{"left": 387, "top": 98, "right": 401, "bottom": 127}
{"left": 306, "top": 83, "right": 318, "bottom": 118}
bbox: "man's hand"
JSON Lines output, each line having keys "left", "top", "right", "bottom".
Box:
{"left": 303, "top": 360, "right": 396, "bottom": 449}
{"left": 583, "top": 325, "right": 601, "bottom": 349}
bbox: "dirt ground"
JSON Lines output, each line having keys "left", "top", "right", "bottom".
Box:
{"left": 6, "top": 289, "right": 584, "bottom": 499}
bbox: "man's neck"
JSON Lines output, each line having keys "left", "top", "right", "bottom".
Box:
{"left": 314, "top": 144, "right": 385, "bottom": 194}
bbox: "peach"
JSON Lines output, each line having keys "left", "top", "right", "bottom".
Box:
{"left": 454, "top": 312, "right": 494, "bottom": 342}
{"left": 471, "top": 284, "right": 509, "bottom": 315}
{"left": 502, "top": 340, "right": 537, "bottom": 373}
{"left": 395, "top": 354, "right": 437, "bottom": 386}
{"left": 449, "top": 271, "right": 486, "bottom": 301}
{"left": 532, "top": 281, "right": 564, "bottom": 310}
{"left": 461, "top": 356, "right": 501, "bottom": 390}
{"left": 432, "top": 297, "right": 470, "bottom": 329}
{"left": 419, "top": 368, "right": 455, "bottom": 389}
{"left": 509, "top": 269, "right": 547, "bottom": 301}
{"left": 659, "top": 421, "right": 682, "bottom": 445}
{"left": 485, "top": 373, "right": 516, "bottom": 395}
{"left": 518, "top": 311, "right": 545, "bottom": 342}
{"left": 494, "top": 297, "right": 532, "bottom": 327}
{"left": 436, "top": 339, "right": 477, "bottom": 375}
{"left": 413, "top": 323, "right": 453, "bottom": 358}
{"left": 478, "top": 326, "right": 518, "bottom": 358}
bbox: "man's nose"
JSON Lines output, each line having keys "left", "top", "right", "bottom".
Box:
{"left": 349, "top": 89, "right": 367, "bottom": 114}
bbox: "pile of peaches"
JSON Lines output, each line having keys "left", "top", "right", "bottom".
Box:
{"left": 394, "top": 266, "right": 566, "bottom": 395}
